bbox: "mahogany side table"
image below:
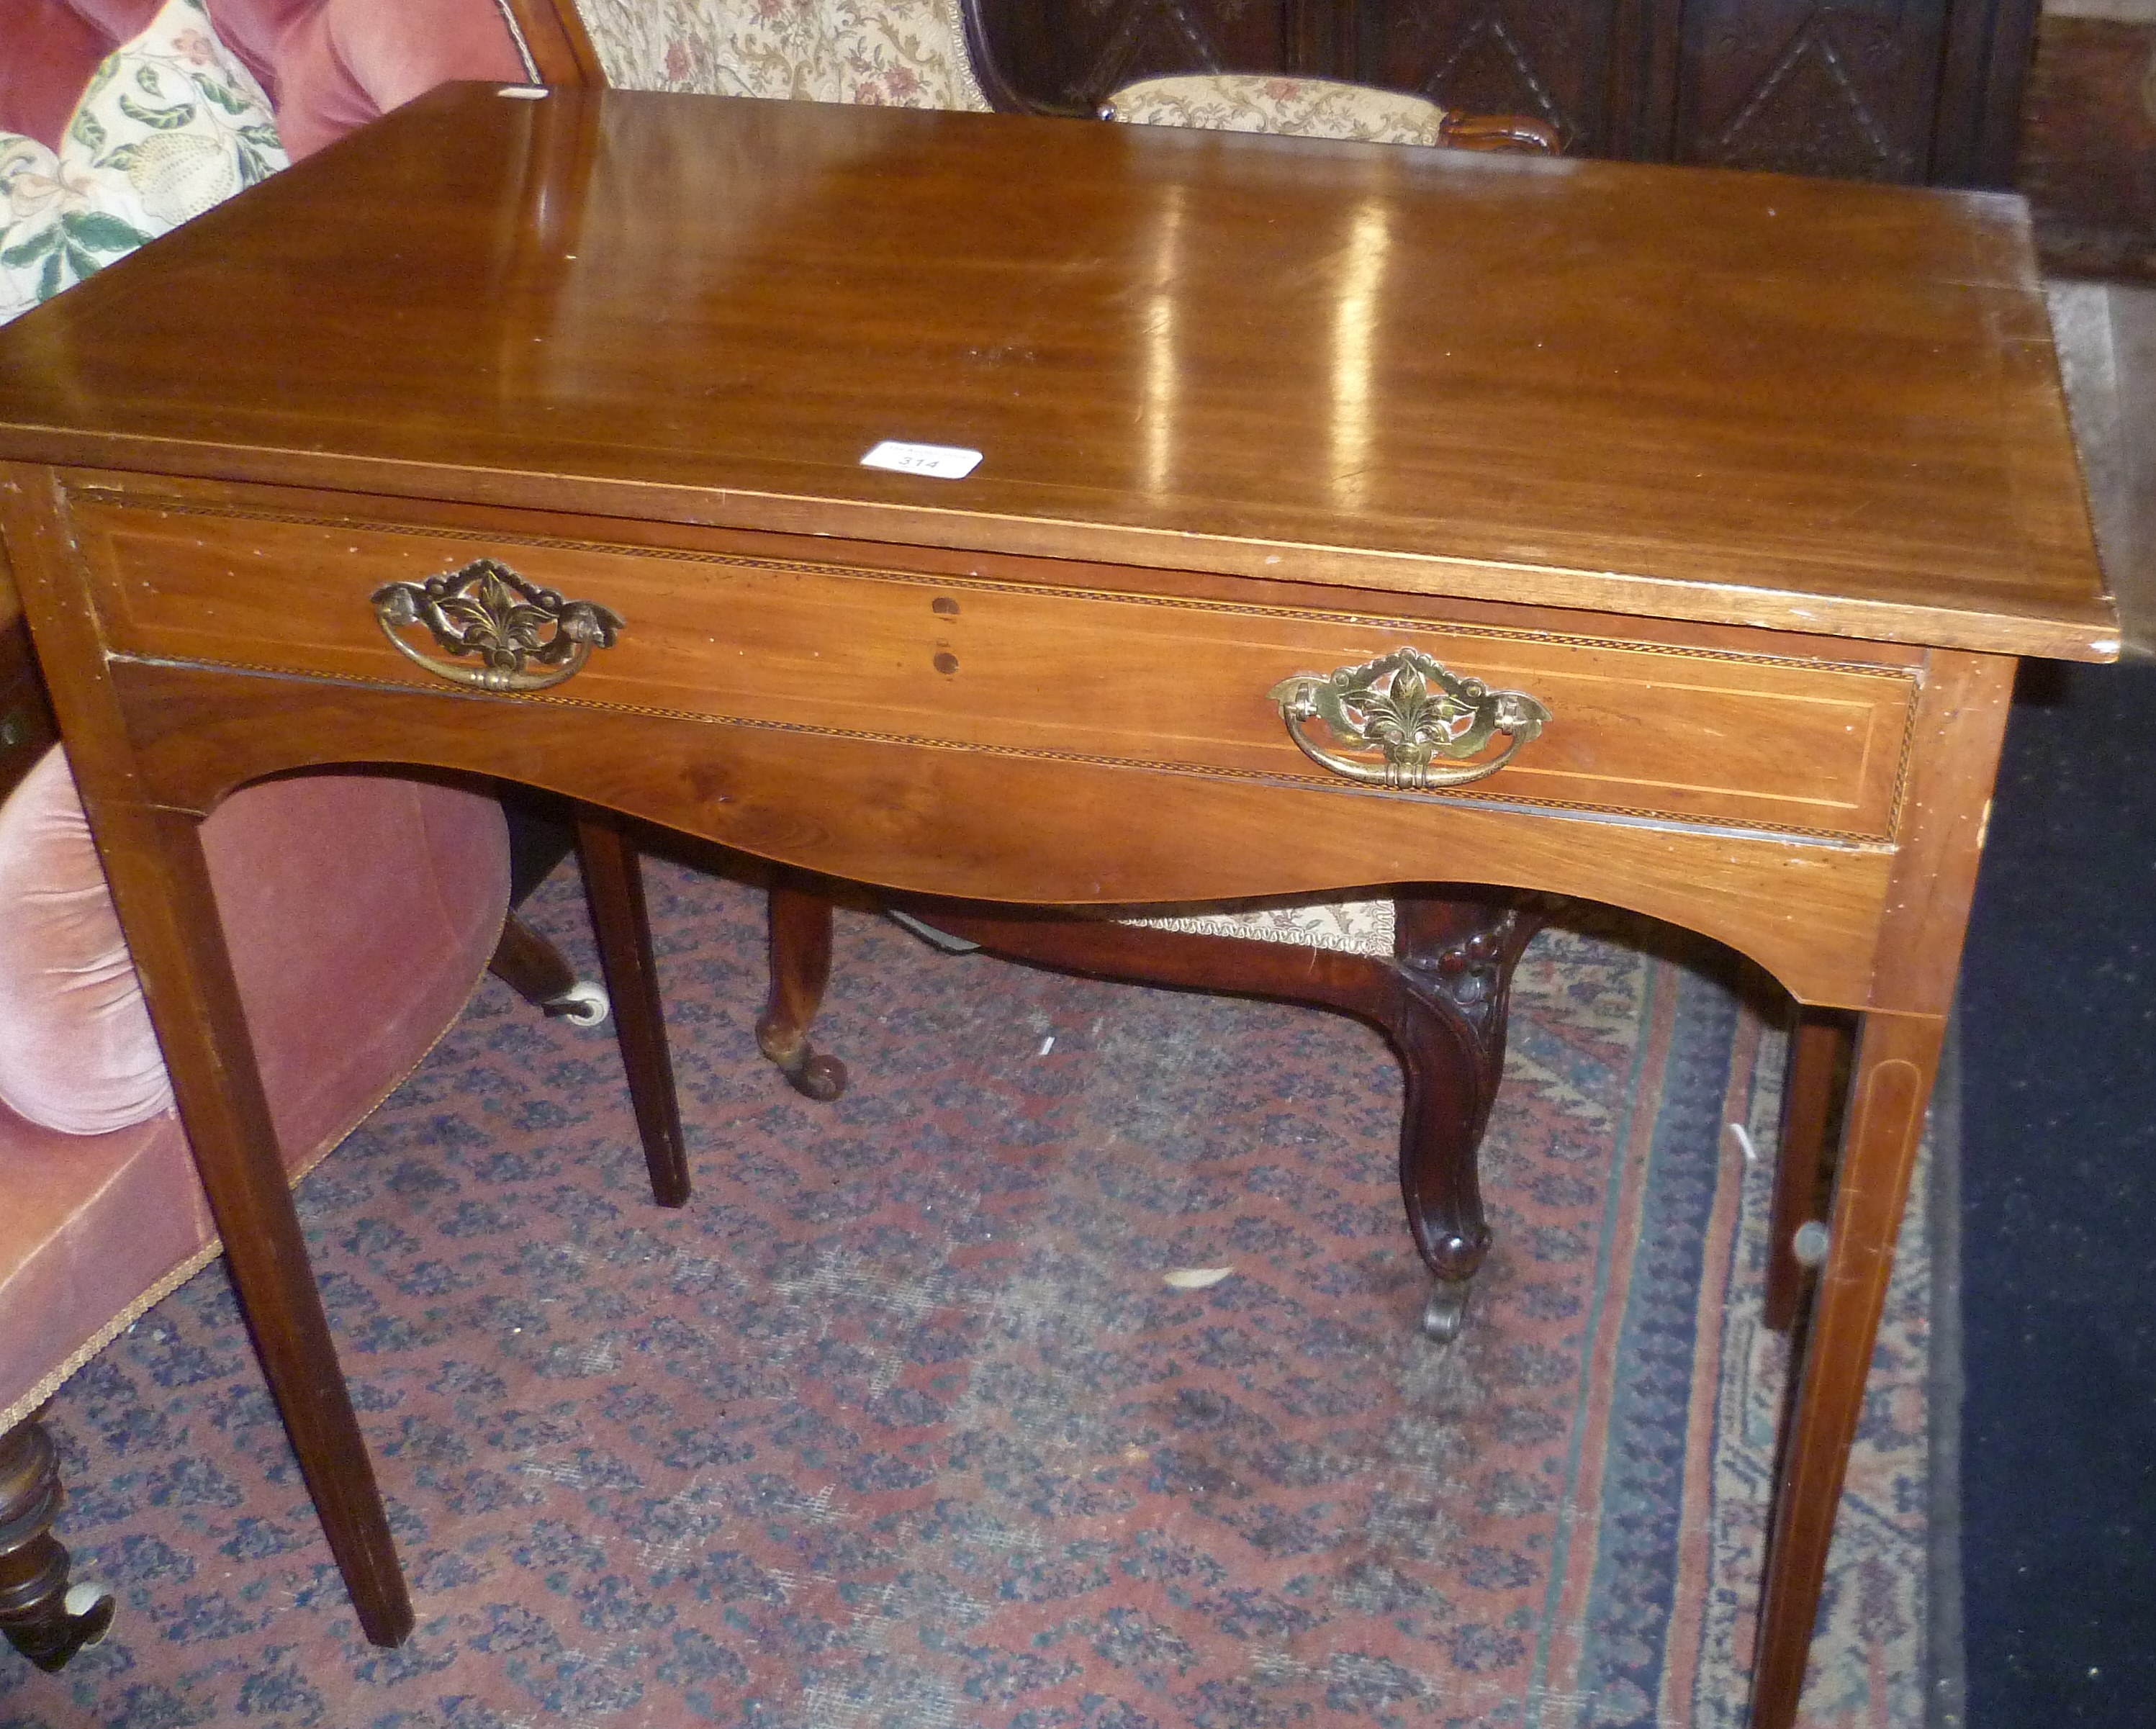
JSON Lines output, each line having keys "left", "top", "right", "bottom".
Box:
{"left": 0, "top": 84, "right": 2114, "bottom": 1725}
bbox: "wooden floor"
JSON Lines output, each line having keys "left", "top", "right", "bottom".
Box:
{"left": 2051, "top": 280, "right": 2156, "bottom": 659}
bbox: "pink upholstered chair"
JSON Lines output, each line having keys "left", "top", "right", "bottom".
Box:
{"left": 0, "top": 0, "right": 667, "bottom": 1671}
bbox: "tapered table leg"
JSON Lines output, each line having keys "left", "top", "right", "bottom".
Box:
{"left": 96, "top": 803, "right": 412, "bottom": 1645}
{"left": 574, "top": 810, "right": 690, "bottom": 1206}
{"left": 1750, "top": 1009, "right": 1944, "bottom": 1725}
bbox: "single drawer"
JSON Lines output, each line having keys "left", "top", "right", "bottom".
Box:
{"left": 70, "top": 490, "right": 1920, "bottom": 842}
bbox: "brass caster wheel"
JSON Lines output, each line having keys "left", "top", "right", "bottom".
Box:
{"left": 782, "top": 1050, "right": 848, "bottom": 1103}
{"left": 755, "top": 1019, "right": 849, "bottom": 1102}
{"left": 541, "top": 979, "right": 610, "bottom": 1027}
{"left": 1420, "top": 1277, "right": 1472, "bottom": 1343}
{"left": 6, "top": 1580, "right": 114, "bottom": 1673}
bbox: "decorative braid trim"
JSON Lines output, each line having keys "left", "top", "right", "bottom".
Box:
{"left": 0, "top": 1244, "right": 222, "bottom": 1439}
{"left": 936, "top": 0, "right": 994, "bottom": 113}
{"left": 492, "top": 0, "right": 543, "bottom": 81}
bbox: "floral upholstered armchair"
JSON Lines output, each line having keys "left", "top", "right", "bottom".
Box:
{"left": 513, "top": 0, "right": 1561, "bottom": 1347}
{"left": 564, "top": 0, "right": 994, "bottom": 108}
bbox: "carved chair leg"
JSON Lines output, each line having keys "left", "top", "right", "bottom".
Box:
{"left": 1763, "top": 1008, "right": 1854, "bottom": 1332}
{"left": 757, "top": 876, "right": 849, "bottom": 1101}
{"left": 0, "top": 1414, "right": 113, "bottom": 1671}
{"left": 486, "top": 911, "right": 610, "bottom": 1026}
{"left": 574, "top": 811, "right": 690, "bottom": 1206}
{"left": 1388, "top": 894, "right": 1549, "bottom": 1340}
{"left": 876, "top": 890, "right": 1551, "bottom": 1340}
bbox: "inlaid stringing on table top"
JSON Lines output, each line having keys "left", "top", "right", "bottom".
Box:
{"left": 0, "top": 83, "right": 2115, "bottom": 1728}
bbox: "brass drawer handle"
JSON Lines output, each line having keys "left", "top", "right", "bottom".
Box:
{"left": 372, "top": 559, "right": 623, "bottom": 693}
{"left": 1269, "top": 647, "right": 1549, "bottom": 790}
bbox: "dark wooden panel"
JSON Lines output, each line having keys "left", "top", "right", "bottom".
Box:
{"left": 975, "top": 0, "right": 1290, "bottom": 113}
{"left": 2018, "top": 14, "right": 2156, "bottom": 281}
{"left": 1929, "top": 0, "right": 2042, "bottom": 184}
{"left": 1672, "top": 0, "right": 1951, "bottom": 179}
{"left": 1366, "top": 0, "right": 1623, "bottom": 149}
{"left": 973, "top": 0, "right": 2039, "bottom": 184}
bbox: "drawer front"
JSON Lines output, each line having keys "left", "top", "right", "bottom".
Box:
{"left": 72, "top": 493, "right": 1919, "bottom": 842}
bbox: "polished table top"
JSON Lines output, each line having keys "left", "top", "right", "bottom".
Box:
{"left": 0, "top": 82, "right": 2114, "bottom": 660}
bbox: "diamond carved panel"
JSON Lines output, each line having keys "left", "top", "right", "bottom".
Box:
{"left": 973, "top": 0, "right": 2026, "bottom": 186}
{"left": 1677, "top": 0, "right": 1949, "bottom": 180}
{"left": 1370, "top": 0, "right": 1615, "bottom": 147}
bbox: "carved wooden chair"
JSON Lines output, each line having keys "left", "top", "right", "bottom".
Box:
{"left": 519, "top": 0, "right": 1573, "bottom": 1342}
{"left": 1096, "top": 71, "right": 1559, "bottom": 153}
{"left": 521, "top": 0, "right": 1846, "bottom": 1353}
{"left": 777, "top": 74, "right": 1559, "bottom": 1350}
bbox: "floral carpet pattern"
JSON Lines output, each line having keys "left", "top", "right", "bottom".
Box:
{"left": 0, "top": 859, "right": 1929, "bottom": 1728}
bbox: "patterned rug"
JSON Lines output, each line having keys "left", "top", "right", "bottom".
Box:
{"left": 0, "top": 858, "right": 1931, "bottom": 1728}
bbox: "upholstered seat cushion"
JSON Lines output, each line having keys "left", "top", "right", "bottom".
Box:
{"left": 1123, "top": 898, "right": 1397, "bottom": 956}
{"left": 570, "top": 0, "right": 991, "bottom": 110}
{"left": 0, "top": 749, "right": 510, "bottom": 1425}
{"left": 0, "top": 746, "right": 510, "bottom": 1134}
{"left": 0, "top": 751, "right": 173, "bottom": 1134}
{"left": 0, "top": 0, "right": 288, "bottom": 322}
{"left": 1101, "top": 73, "right": 1448, "bottom": 145}
{"left": 207, "top": 0, "right": 527, "bottom": 159}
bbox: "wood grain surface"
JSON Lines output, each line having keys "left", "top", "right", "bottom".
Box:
{"left": 0, "top": 84, "right": 2114, "bottom": 659}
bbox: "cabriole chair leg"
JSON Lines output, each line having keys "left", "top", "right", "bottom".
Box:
{"left": 757, "top": 873, "right": 849, "bottom": 1102}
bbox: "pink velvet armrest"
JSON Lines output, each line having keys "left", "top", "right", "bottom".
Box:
{"left": 0, "top": 0, "right": 529, "bottom": 160}
{"left": 0, "top": 756, "right": 510, "bottom": 1427}
{"left": 207, "top": 0, "right": 530, "bottom": 159}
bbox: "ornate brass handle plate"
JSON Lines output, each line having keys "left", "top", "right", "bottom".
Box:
{"left": 371, "top": 558, "right": 623, "bottom": 692}
{"left": 1269, "top": 646, "right": 1550, "bottom": 790}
